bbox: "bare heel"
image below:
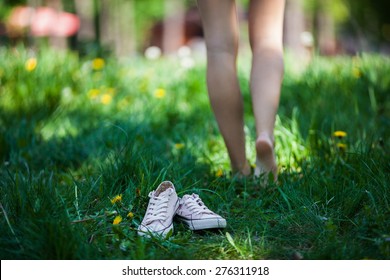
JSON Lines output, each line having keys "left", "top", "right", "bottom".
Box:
{"left": 255, "top": 133, "right": 277, "bottom": 182}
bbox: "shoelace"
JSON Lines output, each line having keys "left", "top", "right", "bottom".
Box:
{"left": 184, "top": 194, "right": 214, "bottom": 215}
{"left": 144, "top": 190, "right": 171, "bottom": 224}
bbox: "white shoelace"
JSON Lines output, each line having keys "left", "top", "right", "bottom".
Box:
{"left": 144, "top": 190, "right": 171, "bottom": 225}
{"left": 184, "top": 194, "right": 214, "bottom": 215}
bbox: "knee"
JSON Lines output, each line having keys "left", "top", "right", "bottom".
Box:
{"left": 252, "top": 44, "right": 284, "bottom": 73}
{"left": 205, "top": 37, "right": 238, "bottom": 58}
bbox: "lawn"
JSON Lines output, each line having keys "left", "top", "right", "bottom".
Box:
{"left": 0, "top": 46, "right": 389, "bottom": 259}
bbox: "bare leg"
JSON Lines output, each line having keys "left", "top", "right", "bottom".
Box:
{"left": 197, "top": 0, "right": 250, "bottom": 175}
{"left": 249, "top": 0, "right": 285, "bottom": 180}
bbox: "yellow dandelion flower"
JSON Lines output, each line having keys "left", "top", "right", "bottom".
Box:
{"left": 174, "top": 143, "right": 185, "bottom": 150}
{"left": 215, "top": 168, "right": 224, "bottom": 177}
{"left": 113, "top": 215, "right": 122, "bottom": 225}
{"left": 154, "top": 88, "right": 166, "bottom": 99}
{"left": 25, "top": 58, "right": 37, "bottom": 72}
{"left": 110, "top": 194, "right": 122, "bottom": 204}
{"left": 333, "top": 131, "right": 347, "bottom": 138}
{"left": 101, "top": 94, "right": 113, "bottom": 105}
{"left": 352, "top": 67, "right": 361, "bottom": 79}
{"left": 92, "top": 58, "right": 105, "bottom": 71}
{"left": 88, "top": 88, "right": 100, "bottom": 99}
{"left": 337, "top": 143, "right": 347, "bottom": 150}
{"left": 127, "top": 212, "right": 134, "bottom": 219}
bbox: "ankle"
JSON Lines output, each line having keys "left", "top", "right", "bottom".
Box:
{"left": 257, "top": 132, "right": 274, "bottom": 146}
{"left": 232, "top": 160, "right": 251, "bottom": 177}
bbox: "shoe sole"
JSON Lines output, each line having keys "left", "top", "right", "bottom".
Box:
{"left": 176, "top": 216, "right": 227, "bottom": 230}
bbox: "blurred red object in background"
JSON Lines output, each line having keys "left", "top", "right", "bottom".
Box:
{"left": 6, "top": 6, "right": 34, "bottom": 37}
{"left": 52, "top": 11, "right": 80, "bottom": 37}
{"left": 7, "top": 6, "right": 80, "bottom": 37}
{"left": 30, "top": 7, "right": 56, "bottom": 36}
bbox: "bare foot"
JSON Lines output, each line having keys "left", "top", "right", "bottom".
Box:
{"left": 255, "top": 133, "right": 277, "bottom": 182}
{"left": 232, "top": 160, "right": 251, "bottom": 178}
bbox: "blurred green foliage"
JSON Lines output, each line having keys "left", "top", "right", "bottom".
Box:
{"left": 304, "top": 0, "right": 349, "bottom": 23}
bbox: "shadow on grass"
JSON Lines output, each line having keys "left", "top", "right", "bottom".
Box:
{"left": 1, "top": 54, "right": 389, "bottom": 260}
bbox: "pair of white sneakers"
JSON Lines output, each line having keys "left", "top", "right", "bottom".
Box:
{"left": 137, "top": 181, "right": 227, "bottom": 238}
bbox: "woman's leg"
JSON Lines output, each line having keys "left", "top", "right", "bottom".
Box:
{"left": 248, "top": 0, "right": 285, "bottom": 180}
{"left": 197, "top": 0, "right": 250, "bottom": 175}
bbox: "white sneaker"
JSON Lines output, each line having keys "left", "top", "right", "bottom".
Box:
{"left": 175, "top": 193, "right": 227, "bottom": 230}
{"left": 137, "top": 181, "right": 180, "bottom": 238}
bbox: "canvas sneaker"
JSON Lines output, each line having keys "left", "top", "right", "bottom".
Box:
{"left": 175, "top": 193, "right": 227, "bottom": 230}
{"left": 137, "top": 181, "right": 180, "bottom": 238}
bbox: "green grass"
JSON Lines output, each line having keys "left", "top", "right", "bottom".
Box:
{"left": 0, "top": 46, "right": 389, "bottom": 260}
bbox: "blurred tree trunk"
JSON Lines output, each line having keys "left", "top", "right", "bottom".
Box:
{"left": 74, "top": 0, "right": 95, "bottom": 43}
{"left": 163, "top": 0, "right": 185, "bottom": 55}
{"left": 100, "top": 0, "right": 110, "bottom": 50}
{"left": 315, "top": 0, "right": 337, "bottom": 55}
{"left": 100, "top": 0, "right": 136, "bottom": 57}
{"left": 114, "top": 0, "right": 136, "bottom": 57}
{"left": 45, "top": 0, "right": 67, "bottom": 50}
{"left": 27, "top": 0, "right": 41, "bottom": 47}
{"left": 63, "top": 0, "right": 78, "bottom": 50}
{"left": 28, "top": 0, "right": 41, "bottom": 7}
{"left": 284, "top": 0, "right": 306, "bottom": 57}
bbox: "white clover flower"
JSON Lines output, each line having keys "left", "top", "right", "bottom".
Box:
{"left": 300, "top": 31, "right": 314, "bottom": 47}
{"left": 144, "top": 46, "right": 162, "bottom": 60}
{"left": 177, "top": 46, "right": 191, "bottom": 58}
